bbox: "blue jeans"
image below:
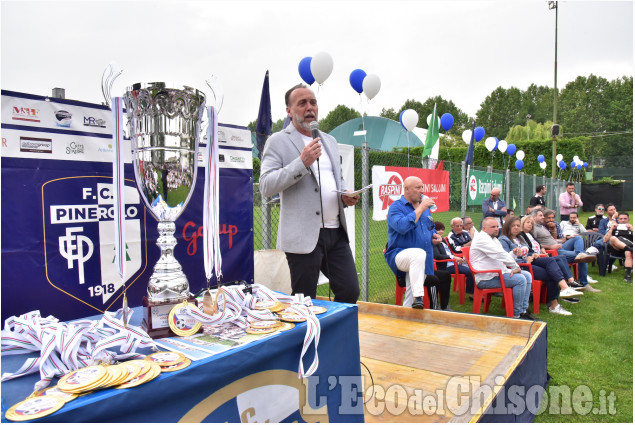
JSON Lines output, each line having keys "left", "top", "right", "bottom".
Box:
{"left": 477, "top": 270, "right": 532, "bottom": 317}
{"left": 558, "top": 236, "right": 588, "bottom": 284}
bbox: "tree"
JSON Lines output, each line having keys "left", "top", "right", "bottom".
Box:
{"left": 475, "top": 86, "right": 523, "bottom": 139}
{"left": 319, "top": 104, "right": 361, "bottom": 133}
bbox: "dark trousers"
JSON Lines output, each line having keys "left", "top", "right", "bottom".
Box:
{"left": 424, "top": 270, "right": 451, "bottom": 310}
{"left": 285, "top": 227, "right": 360, "bottom": 303}
{"left": 447, "top": 264, "right": 475, "bottom": 294}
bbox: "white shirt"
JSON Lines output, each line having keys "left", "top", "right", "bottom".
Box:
{"left": 301, "top": 134, "right": 339, "bottom": 228}
{"left": 560, "top": 220, "right": 586, "bottom": 237}
{"left": 469, "top": 230, "right": 519, "bottom": 284}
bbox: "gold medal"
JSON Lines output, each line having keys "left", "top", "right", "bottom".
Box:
{"left": 116, "top": 363, "right": 161, "bottom": 389}
{"left": 57, "top": 365, "right": 107, "bottom": 394}
{"left": 145, "top": 351, "right": 186, "bottom": 367}
{"left": 309, "top": 306, "right": 327, "bottom": 315}
{"left": 278, "top": 312, "right": 307, "bottom": 323}
{"left": 272, "top": 302, "right": 289, "bottom": 312}
{"left": 160, "top": 358, "right": 191, "bottom": 372}
{"left": 254, "top": 300, "right": 277, "bottom": 310}
{"left": 249, "top": 320, "right": 281, "bottom": 329}
{"left": 123, "top": 359, "right": 153, "bottom": 377}
{"left": 33, "top": 386, "right": 78, "bottom": 402}
{"left": 5, "top": 395, "right": 65, "bottom": 421}
{"left": 104, "top": 364, "right": 138, "bottom": 388}
{"left": 168, "top": 301, "right": 202, "bottom": 337}
{"left": 277, "top": 322, "right": 296, "bottom": 332}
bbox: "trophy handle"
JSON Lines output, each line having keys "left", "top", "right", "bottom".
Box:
{"left": 205, "top": 75, "right": 224, "bottom": 114}
{"left": 101, "top": 62, "right": 123, "bottom": 107}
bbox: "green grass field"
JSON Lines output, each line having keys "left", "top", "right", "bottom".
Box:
{"left": 254, "top": 207, "right": 633, "bottom": 421}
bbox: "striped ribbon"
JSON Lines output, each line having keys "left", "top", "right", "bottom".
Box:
{"left": 203, "top": 106, "right": 222, "bottom": 284}
{"left": 111, "top": 97, "right": 127, "bottom": 291}
{"left": 181, "top": 284, "right": 321, "bottom": 378}
{"left": 1, "top": 309, "right": 155, "bottom": 391}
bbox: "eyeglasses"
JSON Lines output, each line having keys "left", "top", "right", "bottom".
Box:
{"left": 597, "top": 208, "right": 605, "bottom": 211}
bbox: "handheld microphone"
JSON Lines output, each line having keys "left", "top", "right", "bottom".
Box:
{"left": 309, "top": 121, "right": 320, "bottom": 162}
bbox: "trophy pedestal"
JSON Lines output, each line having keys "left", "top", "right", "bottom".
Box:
{"left": 142, "top": 296, "right": 197, "bottom": 339}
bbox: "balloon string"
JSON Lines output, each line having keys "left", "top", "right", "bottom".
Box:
{"left": 407, "top": 132, "right": 410, "bottom": 170}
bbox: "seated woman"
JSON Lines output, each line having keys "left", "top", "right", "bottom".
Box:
{"left": 433, "top": 221, "right": 475, "bottom": 295}
{"left": 499, "top": 216, "right": 582, "bottom": 316}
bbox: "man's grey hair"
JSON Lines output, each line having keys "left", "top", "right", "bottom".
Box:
{"left": 450, "top": 217, "right": 463, "bottom": 226}
{"left": 543, "top": 209, "right": 556, "bottom": 218}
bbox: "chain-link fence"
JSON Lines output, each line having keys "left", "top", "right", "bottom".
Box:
{"left": 253, "top": 148, "right": 576, "bottom": 304}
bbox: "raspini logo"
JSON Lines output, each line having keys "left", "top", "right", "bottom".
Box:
{"left": 379, "top": 174, "right": 403, "bottom": 210}
{"left": 469, "top": 174, "right": 478, "bottom": 201}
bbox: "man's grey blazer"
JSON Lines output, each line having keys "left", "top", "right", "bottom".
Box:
{"left": 259, "top": 124, "right": 349, "bottom": 254}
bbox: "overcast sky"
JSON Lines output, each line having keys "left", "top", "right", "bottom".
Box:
{"left": 2, "top": 1, "right": 633, "bottom": 128}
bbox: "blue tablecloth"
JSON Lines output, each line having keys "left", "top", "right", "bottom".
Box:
{"left": 1, "top": 300, "right": 364, "bottom": 423}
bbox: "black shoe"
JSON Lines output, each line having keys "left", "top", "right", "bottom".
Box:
{"left": 520, "top": 311, "right": 539, "bottom": 321}
{"left": 569, "top": 280, "right": 583, "bottom": 288}
{"left": 561, "top": 297, "right": 580, "bottom": 303}
{"left": 624, "top": 270, "right": 632, "bottom": 282}
{"left": 412, "top": 296, "right": 424, "bottom": 309}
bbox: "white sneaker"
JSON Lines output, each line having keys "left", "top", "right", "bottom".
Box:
{"left": 549, "top": 304, "right": 572, "bottom": 316}
{"left": 560, "top": 287, "right": 583, "bottom": 298}
{"left": 586, "top": 276, "right": 598, "bottom": 284}
{"left": 612, "top": 265, "right": 619, "bottom": 271}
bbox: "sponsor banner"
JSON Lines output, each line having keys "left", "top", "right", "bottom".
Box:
{"left": 1, "top": 92, "right": 253, "bottom": 322}
{"left": 467, "top": 169, "right": 504, "bottom": 206}
{"left": 372, "top": 165, "right": 449, "bottom": 221}
{"left": 216, "top": 124, "right": 253, "bottom": 150}
{"left": 2, "top": 93, "right": 112, "bottom": 134}
{"left": 3, "top": 128, "right": 128, "bottom": 162}
{"left": 215, "top": 148, "right": 254, "bottom": 170}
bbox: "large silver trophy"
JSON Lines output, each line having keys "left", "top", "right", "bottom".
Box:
{"left": 124, "top": 82, "right": 205, "bottom": 336}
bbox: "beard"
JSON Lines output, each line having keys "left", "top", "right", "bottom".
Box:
{"left": 293, "top": 112, "right": 318, "bottom": 132}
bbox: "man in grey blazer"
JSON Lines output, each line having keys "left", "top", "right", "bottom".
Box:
{"left": 259, "top": 84, "right": 360, "bottom": 303}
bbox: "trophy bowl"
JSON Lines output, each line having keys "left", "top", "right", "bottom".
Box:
{"left": 124, "top": 82, "right": 206, "bottom": 307}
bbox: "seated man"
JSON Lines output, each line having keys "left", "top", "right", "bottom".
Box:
{"left": 447, "top": 217, "right": 472, "bottom": 254}
{"left": 598, "top": 203, "right": 619, "bottom": 236}
{"left": 385, "top": 176, "right": 451, "bottom": 310}
{"left": 531, "top": 209, "right": 600, "bottom": 292}
{"left": 603, "top": 212, "right": 633, "bottom": 282}
{"left": 586, "top": 204, "right": 606, "bottom": 232}
{"left": 462, "top": 216, "right": 477, "bottom": 239}
{"left": 470, "top": 217, "right": 534, "bottom": 320}
{"left": 433, "top": 221, "right": 475, "bottom": 294}
{"left": 560, "top": 212, "right": 586, "bottom": 238}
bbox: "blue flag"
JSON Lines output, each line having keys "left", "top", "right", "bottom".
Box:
{"left": 256, "top": 70, "right": 272, "bottom": 159}
{"left": 464, "top": 121, "right": 476, "bottom": 165}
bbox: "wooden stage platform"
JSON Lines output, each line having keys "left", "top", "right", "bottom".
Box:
{"left": 356, "top": 302, "right": 547, "bottom": 423}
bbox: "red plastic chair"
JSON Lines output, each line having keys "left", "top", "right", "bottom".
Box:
{"left": 545, "top": 249, "right": 579, "bottom": 280}
{"left": 395, "top": 277, "right": 431, "bottom": 308}
{"left": 462, "top": 246, "right": 515, "bottom": 318}
{"left": 517, "top": 261, "right": 547, "bottom": 314}
{"left": 433, "top": 258, "right": 467, "bottom": 305}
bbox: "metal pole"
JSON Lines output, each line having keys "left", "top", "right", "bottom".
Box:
{"left": 261, "top": 191, "right": 271, "bottom": 250}
{"left": 361, "top": 142, "right": 369, "bottom": 302}
{"left": 520, "top": 172, "right": 525, "bottom": 212}
{"left": 551, "top": 1, "right": 559, "bottom": 178}
{"left": 505, "top": 169, "right": 511, "bottom": 208}
{"left": 461, "top": 161, "right": 466, "bottom": 218}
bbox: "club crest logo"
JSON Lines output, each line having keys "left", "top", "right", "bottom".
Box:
{"left": 42, "top": 176, "right": 147, "bottom": 312}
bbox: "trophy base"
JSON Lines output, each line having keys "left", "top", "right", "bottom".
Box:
{"left": 142, "top": 295, "right": 198, "bottom": 339}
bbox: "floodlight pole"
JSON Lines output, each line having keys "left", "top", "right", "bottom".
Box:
{"left": 549, "top": 1, "right": 559, "bottom": 178}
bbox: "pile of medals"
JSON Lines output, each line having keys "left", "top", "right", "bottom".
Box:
{"left": 4, "top": 351, "right": 187, "bottom": 421}
{"left": 245, "top": 300, "right": 327, "bottom": 335}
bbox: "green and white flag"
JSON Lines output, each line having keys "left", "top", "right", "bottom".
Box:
{"left": 422, "top": 103, "right": 439, "bottom": 158}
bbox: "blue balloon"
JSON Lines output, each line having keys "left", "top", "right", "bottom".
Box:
{"left": 583, "top": 162, "right": 588, "bottom": 167}
{"left": 515, "top": 159, "right": 524, "bottom": 170}
{"left": 559, "top": 160, "right": 566, "bottom": 170}
{"left": 474, "top": 126, "right": 485, "bottom": 141}
{"left": 537, "top": 154, "right": 545, "bottom": 163}
{"left": 506, "top": 144, "right": 517, "bottom": 155}
{"left": 349, "top": 69, "right": 367, "bottom": 94}
{"left": 494, "top": 138, "right": 499, "bottom": 151}
{"left": 440, "top": 113, "right": 454, "bottom": 131}
{"left": 399, "top": 110, "right": 405, "bottom": 130}
{"left": 298, "top": 57, "right": 315, "bottom": 85}
{"left": 570, "top": 161, "right": 576, "bottom": 168}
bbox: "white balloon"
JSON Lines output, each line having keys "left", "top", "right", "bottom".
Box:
{"left": 462, "top": 130, "right": 472, "bottom": 144}
{"left": 310, "top": 51, "right": 333, "bottom": 84}
{"left": 362, "top": 74, "right": 381, "bottom": 100}
{"left": 540, "top": 161, "right": 547, "bottom": 169}
{"left": 485, "top": 137, "right": 496, "bottom": 152}
{"left": 556, "top": 154, "right": 563, "bottom": 161}
{"left": 498, "top": 140, "right": 508, "bottom": 153}
{"left": 426, "top": 114, "right": 441, "bottom": 128}
{"left": 573, "top": 155, "right": 580, "bottom": 162}
{"left": 401, "top": 109, "right": 419, "bottom": 132}
{"left": 516, "top": 150, "right": 525, "bottom": 160}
